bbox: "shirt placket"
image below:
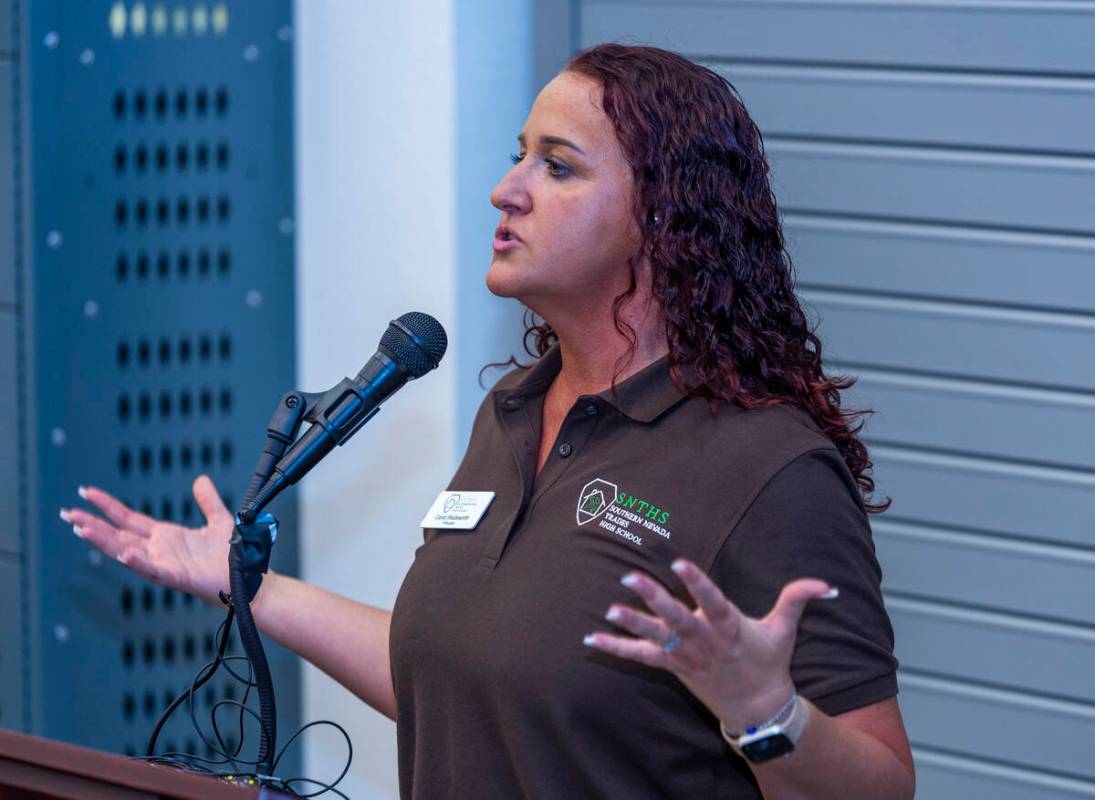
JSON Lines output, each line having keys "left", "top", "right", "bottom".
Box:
{"left": 474, "top": 394, "right": 604, "bottom": 575}
{"left": 472, "top": 390, "right": 539, "bottom": 575}
{"left": 526, "top": 396, "right": 604, "bottom": 506}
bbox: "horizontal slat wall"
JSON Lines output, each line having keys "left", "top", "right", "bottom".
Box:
{"left": 575, "top": 1, "right": 1095, "bottom": 795}
{"left": 804, "top": 289, "right": 1095, "bottom": 392}
{"left": 899, "top": 673, "right": 1095, "bottom": 781}
{"left": 871, "top": 446, "right": 1095, "bottom": 550}
{"left": 914, "top": 749, "right": 1095, "bottom": 800}
{"left": 770, "top": 141, "right": 1095, "bottom": 235}
{"left": 580, "top": 1, "right": 1095, "bottom": 73}
{"left": 876, "top": 520, "right": 1095, "bottom": 626}
{"left": 788, "top": 216, "right": 1095, "bottom": 313}
{"left": 712, "top": 63, "right": 1095, "bottom": 155}
{"left": 889, "top": 597, "right": 1095, "bottom": 702}
{"left": 847, "top": 369, "right": 1095, "bottom": 470}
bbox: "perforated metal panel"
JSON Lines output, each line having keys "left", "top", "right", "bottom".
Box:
{"left": 7, "top": 0, "right": 300, "bottom": 776}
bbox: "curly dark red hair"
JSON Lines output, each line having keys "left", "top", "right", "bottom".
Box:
{"left": 511, "top": 43, "right": 889, "bottom": 513}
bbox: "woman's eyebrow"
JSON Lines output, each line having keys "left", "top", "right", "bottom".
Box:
{"left": 517, "top": 133, "right": 586, "bottom": 156}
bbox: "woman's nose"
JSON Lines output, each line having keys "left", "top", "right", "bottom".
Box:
{"left": 490, "top": 166, "right": 530, "bottom": 215}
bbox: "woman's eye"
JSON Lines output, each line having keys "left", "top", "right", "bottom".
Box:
{"left": 545, "top": 158, "right": 569, "bottom": 177}
{"left": 508, "top": 152, "right": 569, "bottom": 178}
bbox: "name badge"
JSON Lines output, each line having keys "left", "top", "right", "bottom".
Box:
{"left": 420, "top": 491, "right": 495, "bottom": 530}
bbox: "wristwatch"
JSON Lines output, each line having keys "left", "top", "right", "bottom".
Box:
{"left": 720, "top": 691, "right": 808, "bottom": 764}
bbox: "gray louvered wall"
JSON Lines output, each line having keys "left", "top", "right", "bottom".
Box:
{"left": 539, "top": 1, "right": 1095, "bottom": 797}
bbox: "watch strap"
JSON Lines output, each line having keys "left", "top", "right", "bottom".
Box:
{"left": 720, "top": 694, "right": 808, "bottom": 760}
{"left": 722, "top": 690, "right": 798, "bottom": 739}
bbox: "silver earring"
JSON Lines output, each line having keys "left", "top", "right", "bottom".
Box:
{"left": 653, "top": 212, "right": 662, "bottom": 224}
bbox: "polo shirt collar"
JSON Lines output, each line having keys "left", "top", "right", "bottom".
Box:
{"left": 495, "top": 345, "right": 686, "bottom": 424}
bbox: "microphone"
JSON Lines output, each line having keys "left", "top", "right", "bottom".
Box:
{"left": 263, "top": 312, "right": 447, "bottom": 496}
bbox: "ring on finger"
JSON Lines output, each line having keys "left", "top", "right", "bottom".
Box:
{"left": 660, "top": 630, "right": 680, "bottom": 654}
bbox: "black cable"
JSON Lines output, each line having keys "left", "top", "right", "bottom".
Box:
{"left": 282, "top": 777, "right": 352, "bottom": 800}
{"left": 184, "top": 655, "right": 255, "bottom": 770}
{"left": 272, "top": 719, "right": 353, "bottom": 791}
{"left": 132, "top": 601, "right": 354, "bottom": 795}
{"left": 146, "top": 606, "right": 236, "bottom": 756}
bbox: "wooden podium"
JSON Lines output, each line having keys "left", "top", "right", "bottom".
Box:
{"left": 0, "top": 728, "right": 296, "bottom": 799}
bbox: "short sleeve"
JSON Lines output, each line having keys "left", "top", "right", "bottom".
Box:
{"left": 709, "top": 448, "right": 899, "bottom": 716}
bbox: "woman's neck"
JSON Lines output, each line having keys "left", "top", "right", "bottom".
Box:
{"left": 546, "top": 294, "right": 668, "bottom": 403}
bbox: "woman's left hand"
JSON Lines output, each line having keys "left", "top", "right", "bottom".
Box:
{"left": 583, "top": 558, "right": 836, "bottom": 733}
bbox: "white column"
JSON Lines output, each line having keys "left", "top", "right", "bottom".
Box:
{"left": 295, "top": 3, "right": 456, "bottom": 797}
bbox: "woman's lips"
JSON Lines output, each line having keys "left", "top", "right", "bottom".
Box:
{"left": 492, "top": 233, "right": 522, "bottom": 252}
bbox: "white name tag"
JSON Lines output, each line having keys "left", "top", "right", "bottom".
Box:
{"left": 419, "top": 491, "right": 495, "bottom": 530}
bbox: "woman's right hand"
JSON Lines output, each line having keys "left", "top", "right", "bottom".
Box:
{"left": 61, "top": 474, "right": 236, "bottom": 606}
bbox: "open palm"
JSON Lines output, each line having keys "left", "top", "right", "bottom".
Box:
{"left": 61, "top": 474, "right": 235, "bottom": 605}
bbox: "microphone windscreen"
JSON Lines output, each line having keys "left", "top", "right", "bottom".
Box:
{"left": 381, "top": 312, "right": 448, "bottom": 378}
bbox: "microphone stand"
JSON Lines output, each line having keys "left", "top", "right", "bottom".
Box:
{"left": 216, "top": 315, "right": 441, "bottom": 777}
{"left": 148, "top": 382, "right": 365, "bottom": 777}
{"left": 144, "top": 314, "right": 444, "bottom": 782}
{"left": 218, "top": 387, "right": 322, "bottom": 777}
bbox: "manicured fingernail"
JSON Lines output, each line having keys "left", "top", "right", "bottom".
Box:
{"left": 59, "top": 508, "right": 71, "bottom": 523}
{"left": 671, "top": 560, "right": 686, "bottom": 574}
{"left": 820, "top": 587, "right": 839, "bottom": 600}
{"left": 72, "top": 525, "right": 85, "bottom": 539}
{"left": 620, "top": 574, "right": 639, "bottom": 587}
{"left": 77, "top": 486, "right": 88, "bottom": 499}
{"left": 582, "top": 634, "right": 595, "bottom": 646}
{"left": 605, "top": 607, "right": 621, "bottom": 622}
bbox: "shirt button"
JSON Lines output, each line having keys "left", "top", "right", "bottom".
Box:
{"left": 557, "top": 442, "right": 573, "bottom": 458}
{"left": 584, "top": 403, "right": 598, "bottom": 417}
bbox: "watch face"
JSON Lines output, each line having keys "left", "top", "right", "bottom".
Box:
{"left": 741, "top": 733, "right": 795, "bottom": 763}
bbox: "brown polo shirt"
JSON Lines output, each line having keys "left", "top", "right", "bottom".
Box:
{"left": 389, "top": 346, "right": 898, "bottom": 799}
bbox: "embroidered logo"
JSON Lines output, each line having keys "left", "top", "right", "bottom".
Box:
{"left": 577, "top": 479, "right": 618, "bottom": 526}
{"left": 576, "top": 477, "right": 673, "bottom": 548}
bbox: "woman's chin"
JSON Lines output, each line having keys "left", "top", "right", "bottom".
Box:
{"left": 485, "top": 262, "right": 526, "bottom": 299}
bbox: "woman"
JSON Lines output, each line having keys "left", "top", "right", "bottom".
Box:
{"left": 64, "top": 44, "right": 915, "bottom": 799}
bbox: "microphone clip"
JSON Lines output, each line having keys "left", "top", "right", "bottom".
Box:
{"left": 301, "top": 377, "right": 385, "bottom": 447}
